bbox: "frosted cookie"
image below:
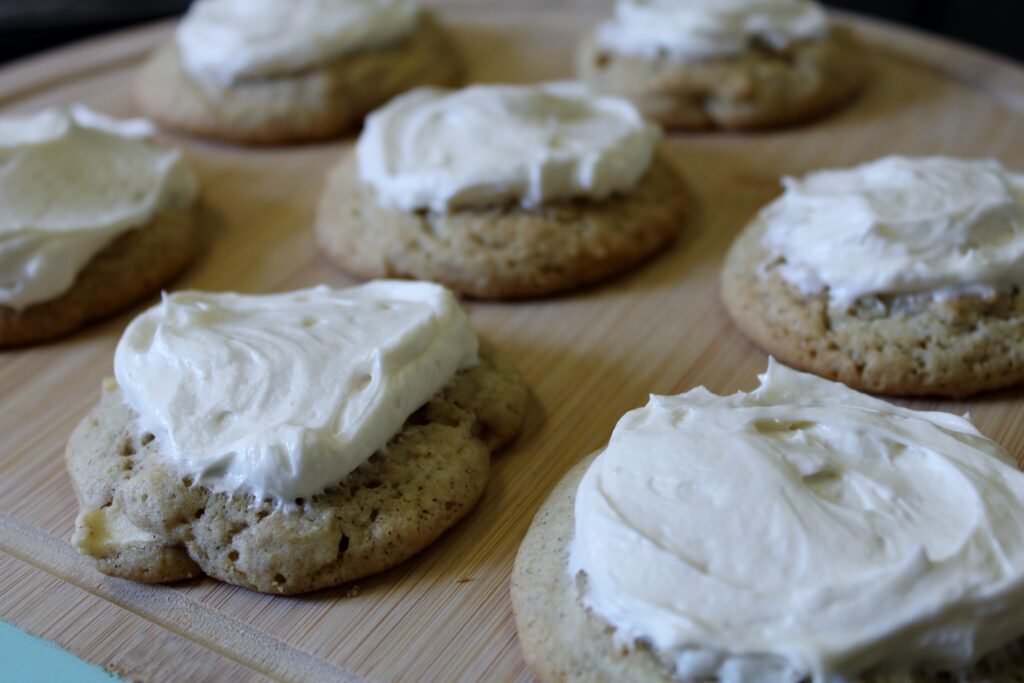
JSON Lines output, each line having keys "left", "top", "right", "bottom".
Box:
{"left": 512, "top": 360, "right": 1024, "bottom": 683}
{"left": 0, "top": 106, "right": 198, "bottom": 348}
{"left": 578, "top": 0, "right": 864, "bottom": 130}
{"left": 136, "top": 0, "right": 462, "bottom": 145}
{"left": 722, "top": 156, "right": 1024, "bottom": 397}
{"left": 68, "top": 281, "right": 528, "bottom": 594}
{"left": 316, "top": 83, "right": 687, "bottom": 299}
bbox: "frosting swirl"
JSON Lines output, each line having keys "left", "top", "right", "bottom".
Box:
{"left": 177, "top": 0, "right": 421, "bottom": 86}
{"left": 0, "top": 105, "right": 195, "bottom": 311}
{"left": 595, "top": 0, "right": 829, "bottom": 62}
{"left": 570, "top": 360, "right": 1024, "bottom": 682}
{"left": 114, "top": 282, "right": 478, "bottom": 502}
{"left": 356, "top": 83, "right": 660, "bottom": 213}
{"left": 759, "top": 156, "right": 1024, "bottom": 306}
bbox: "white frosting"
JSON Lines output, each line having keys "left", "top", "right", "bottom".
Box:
{"left": 596, "top": 0, "right": 829, "bottom": 62}
{"left": 356, "top": 83, "right": 660, "bottom": 213}
{"left": 114, "top": 282, "right": 479, "bottom": 502}
{"left": 759, "top": 156, "right": 1024, "bottom": 306}
{"left": 570, "top": 359, "right": 1024, "bottom": 683}
{"left": 176, "top": 0, "right": 421, "bottom": 86}
{"left": 0, "top": 106, "right": 195, "bottom": 311}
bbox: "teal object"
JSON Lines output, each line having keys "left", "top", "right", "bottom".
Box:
{"left": 0, "top": 621, "right": 117, "bottom": 682}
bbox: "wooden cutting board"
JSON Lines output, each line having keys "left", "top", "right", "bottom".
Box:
{"left": 3, "top": 2, "right": 1024, "bottom": 681}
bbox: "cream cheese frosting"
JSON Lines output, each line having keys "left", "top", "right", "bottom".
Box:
{"left": 114, "top": 281, "right": 479, "bottom": 503}
{"left": 569, "top": 359, "right": 1024, "bottom": 683}
{"left": 176, "top": 0, "right": 421, "bottom": 86}
{"left": 356, "top": 83, "right": 661, "bottom": 213}
{"left": 0, "top": 105, "right": 196, "bottom": 311}
{"left": 759, "top": 156, "right": 1024, "bottom": 307}
{"left": 595, "top": 0, "right": 829, "bottom": 62}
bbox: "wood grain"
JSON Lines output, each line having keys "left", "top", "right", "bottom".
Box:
{"left": 3, "top": 2, "right": 1024, "bottom": 681}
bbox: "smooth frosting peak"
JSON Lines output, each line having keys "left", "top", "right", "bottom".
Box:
{"left": 177, "top": 0, "right": 421, "bottom": 85}
{"left": 760, "top": 156, "right": 1024, "bottom": 305}
{"left": 0, "top": 106, "right": 195, "bottom": 310}
{"left": 596, "top": 0, "right": 829, "bottom": 61}
{"left": 356, "top": 83, "right": 661, "bottom": 213}
{"left": 570, "top": 360, "right": 1024, "bottom": 682}
{"left": 114, "top": 282, "right": 479, "bottom": 502}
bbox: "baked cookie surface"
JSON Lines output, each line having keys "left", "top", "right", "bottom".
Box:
{"left": 721, "top": 219, "right": 1024, "bottom": 398}
{"left": 0, "top": 207, "right": 197, "bottom": 349}
{"left": 136, "top": 14, "right": 461, "bottom": 145}
{"left": 512, "top": 453, "right": 1024, "bottom": 683}
{"left": 69, "top": 343, "right": 527, "bottom": 594}
{"left": 315, "top": 153, "right": 687, "bottom": 299}
{"left": 578, "top": 27, "right": 864, "bottom": 131}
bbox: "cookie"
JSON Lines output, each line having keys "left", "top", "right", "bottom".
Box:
{"left": 136, "top": 14, "right": 462, "bottom": 145}
{"left": 721, "top": 218, "right": 1024, "bottom": 397}
{"left": 315, "top": 152, "right": 687, "bottom": 299}
{"left": 578, "top": 27, "right": 864, "bottom": 131}
{"left": 0, "top": 207, "right": 197, "bottom": 349}
{"left": 511, "top": 453, "right": 1024, "bottom": 683}
{"left": 69, "top": 342, "right": 528, "bottom": 594}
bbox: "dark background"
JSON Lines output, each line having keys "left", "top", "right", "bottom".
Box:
{"left": 825, "top": 0, "right": 1024, "bottom": 62}
{"left": 1, "top": 0, "right": 1023, "bottom": 65}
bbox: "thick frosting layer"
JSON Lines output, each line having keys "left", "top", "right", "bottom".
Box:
{"left": 176, "top": 0, "right": 421, "bottom": 86}
{"left": 570, "top": 360, "right": 1024, "bottom": 683}
{"left": 0, "top": 106, "right": 195, "bottom": 311}
{"left": 596, "top": 0, "right": 829, "bottom": 62}
{"left": 356, "top": 83, "right": 660, "bottom": 213}
{"left": 759, "top": 156, "right": 1024, "bottom": 306}
{"left": 114, "top": 282, "right": 479, "bottom": 502}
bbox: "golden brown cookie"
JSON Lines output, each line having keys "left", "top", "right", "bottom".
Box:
{"left": 136, "top": 14, "right": 462, "bottom": 145}
{"left": 511, "top": 453, "right": 1024, "bottom": 683}
{"left": 0, "top": 207, "right": 197, "bottom": 349}
{"left": 69, "top": 343, "right": 528, "bottom": 595}
{"left": 315, "top": 152, "right": 687, "bottom": 299}
{"left": 577, "top": 27, "right": 864, "bottom": 130}
{"left": 720, "top": 217, "right": 1024, "bottom": 398}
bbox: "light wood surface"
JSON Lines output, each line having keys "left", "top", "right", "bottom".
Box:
{"left": 3, "top": 3, "right": 1024, "bottom": 681}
